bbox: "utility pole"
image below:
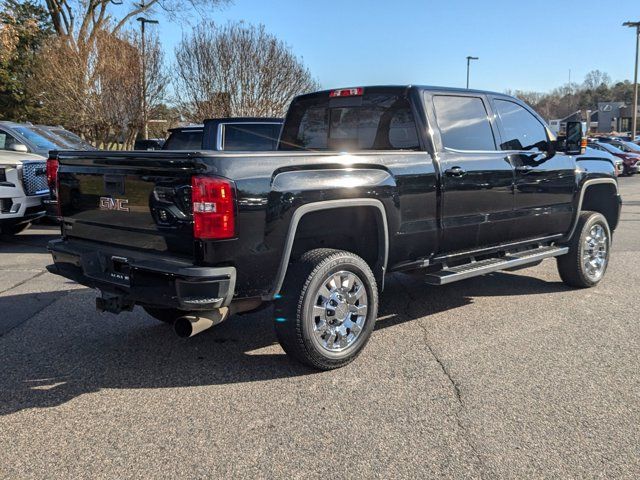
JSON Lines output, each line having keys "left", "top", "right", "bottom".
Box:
{"left": 137, "top": 11, "right": 159, "bottom": 140}
{"left": 466, "top": 56, "right": 479, "bottom": 89}
{"left": 623, "top": 21, "right": 640, "bottom": 138}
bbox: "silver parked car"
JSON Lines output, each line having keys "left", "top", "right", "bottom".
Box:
{"left": 0, "top": 121, "right": 91, "bottom": 157}
{"left": 0, "top": 150, "right": 48, "bottom": 235}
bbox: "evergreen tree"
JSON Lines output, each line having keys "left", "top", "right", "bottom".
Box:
{"left": 0, "top": 0, "right": 53, "bottom": 120}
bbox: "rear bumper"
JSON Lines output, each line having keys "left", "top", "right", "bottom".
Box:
{"left": 47, "top": 238, "right": 236, "bottom": 311}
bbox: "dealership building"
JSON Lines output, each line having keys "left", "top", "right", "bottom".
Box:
{"left": 596, "top": 102, "right": 638, "bottom": 133}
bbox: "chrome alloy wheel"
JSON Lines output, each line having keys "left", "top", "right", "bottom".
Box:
{"left": 582, "top": 223, "right": 608, "bottom": 281}
{"left": 310, "top": 271, "right": 368, "bottom": 353}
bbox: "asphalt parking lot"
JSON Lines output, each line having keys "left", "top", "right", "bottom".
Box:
{"left": 1, "top": 179, "right": 639, "bottom": 479}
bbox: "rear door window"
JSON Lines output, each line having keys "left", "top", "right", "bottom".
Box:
{"left": 280, "top": 92, "right": 420, "bottom": 151}
{"left": 493, "top": 99, "right": 548, "bottom": 151}
{"left": 432, "top": 96, "right": 496, "bottom": 151}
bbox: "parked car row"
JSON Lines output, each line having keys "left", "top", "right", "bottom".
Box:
{"left": 587, "top": 137, "right": 640, "bottom": 176}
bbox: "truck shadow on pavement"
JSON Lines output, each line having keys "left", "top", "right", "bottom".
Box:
{"left": 0, "top": 271, "right": 571, "bottom": 416}
{"left": 0, "top": 228, "right": 60, "bottom": 254}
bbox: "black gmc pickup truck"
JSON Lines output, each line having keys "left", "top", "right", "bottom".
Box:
{"left": 47, "top": 85, "right": 621, "bottom": 370}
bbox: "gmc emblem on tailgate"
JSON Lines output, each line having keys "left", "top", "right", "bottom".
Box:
{"left": 99, "top": 197, "right": 130, "bottom": 212}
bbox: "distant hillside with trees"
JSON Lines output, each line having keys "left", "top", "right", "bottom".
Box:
{"left": 507, "top": 70, "right": 634, "bottom": 121}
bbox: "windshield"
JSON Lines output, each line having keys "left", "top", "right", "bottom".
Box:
{"left": 614, "top": 141, "right": 640, "bottom": 153}
{"left": 162, "top": 129, "right": 203, "bottom": 150}
{"left": 279, "top": 90, "right": 420, "bottom": 151}
{"left": 13, "top": 126, "right": 65, "bottom": 150}
{"left": 599, "top": 143, "right": 625, "bottom": 154}
{"left": 49, "top": 128, "right": 93, "bottom": 150}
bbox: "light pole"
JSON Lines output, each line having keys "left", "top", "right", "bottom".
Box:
{"left": 466, "top": 56, "right": 479, "bottom": 89}
{"left": 623, "top": 21, "right": 640, "bottom": 138}
{"left": 136, "top": 15, "right": 159, "bottom": 140}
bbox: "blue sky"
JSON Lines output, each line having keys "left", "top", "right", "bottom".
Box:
{"left": 152, "top": 0, "right": 638, "bottom": 93}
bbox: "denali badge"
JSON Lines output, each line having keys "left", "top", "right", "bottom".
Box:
{"left": 99, "top": 197, "right": 130, "bottom": 212}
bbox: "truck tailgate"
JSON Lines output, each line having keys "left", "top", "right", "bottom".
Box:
{"left": 57, "top": 152, "right": 206, "bottom": 257}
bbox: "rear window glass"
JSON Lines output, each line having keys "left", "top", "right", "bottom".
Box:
{"left": 223, "top": 124, "right": 281, "bottom": 151}
{"left": 163, "top": 130, "right": 203, "bottom": 150}
{"left": 279, "top": 92, "right": 420, "bottom": 151}
{"left": 433, "top": 96, "right": 496, "bottom": 151}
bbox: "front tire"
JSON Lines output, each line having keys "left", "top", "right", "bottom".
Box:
{"left": 557, "top": 211, "right": 611, "bottom": 288}
{"left": 274, "top": 249, "right": 378, "bottom": 370}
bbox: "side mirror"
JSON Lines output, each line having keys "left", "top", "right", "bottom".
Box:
{"left": 9, "top": 143, "right": 28, "bottom": 153}
{"left": 565, "top": 121, "right": 585, "bottom": 155}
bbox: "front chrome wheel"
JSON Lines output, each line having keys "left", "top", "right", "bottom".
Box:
{"left": 582, "top": 223, "right": 608, "bottom": 281}
{"left": 310, "top": 271, "right": 368, "bottom": 353}
{"left": 557, "top": 211, "right": 611, "bottom": 289}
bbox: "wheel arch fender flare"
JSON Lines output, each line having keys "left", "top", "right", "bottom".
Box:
{"left": 267, "top": 198, "right": 389, "bottom": 299}
{"left": 563, "top": 177, "right": 619, "bottom": 242}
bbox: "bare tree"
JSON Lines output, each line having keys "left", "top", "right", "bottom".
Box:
{"left": 583, "top": 70, "right": 612, "bottom": 91}
{"left": 43, "top": 0, "right": 228, "bottom": 47}
{"left": 174, "top": 21, "right": 320, "bottom": 120}
{"left": 30, "top": 28, "right": 167, "bottom": 148}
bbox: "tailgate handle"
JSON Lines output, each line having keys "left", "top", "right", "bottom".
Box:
{"left": 104, "top": 175, "right": 125, "bottom": 195}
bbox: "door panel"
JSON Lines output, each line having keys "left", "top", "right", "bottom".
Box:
{"left": 508, "top": 151, "right": 575, "bottom": 238}
{"left": 490, "top": 97, "right": 576, "bottom": 240}
{"left": 429, "top": 93, "right": 517, "bottom": 253}
{"left": 440, "top": 151, "right": 514, "bottom": 251}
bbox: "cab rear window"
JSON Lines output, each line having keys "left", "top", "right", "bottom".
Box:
{"left": 163, "top": 130, "right": 203, "bottom": 150}
{"left": 279, "top": 92, "right": 420, "bottom": 151}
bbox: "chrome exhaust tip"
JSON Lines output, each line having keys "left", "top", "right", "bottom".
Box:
{"left": 174, "top": 307, "right": 229, "bottom": 338}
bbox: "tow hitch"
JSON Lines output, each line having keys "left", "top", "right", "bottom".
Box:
{"left": 96, "top": 292, "right": 135, "bottom": 314}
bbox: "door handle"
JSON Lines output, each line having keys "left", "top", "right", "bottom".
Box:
{"left": 516, "top": 165, "right": 534, "bottom": 172}
{"left": 445, "top": 166, "right": 466, "bottom": 177}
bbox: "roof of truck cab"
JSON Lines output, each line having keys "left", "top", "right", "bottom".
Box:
{"left": 203, "top": 117, "right": 283, "bottom": 124}
{"left": 293, "top": 85, "right": 517, "bottom": 100}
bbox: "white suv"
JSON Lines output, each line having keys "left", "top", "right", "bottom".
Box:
{"left": 0, "top": 151, "right": 49, "bottom": 235}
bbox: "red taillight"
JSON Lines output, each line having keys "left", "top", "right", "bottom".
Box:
{"left": 46, "top": 158, "right": 58, "bottom": 191}
{"left": 46, "top": 158, "right": 61, "bottom": 217}
{"left": 191, "top": 176, "right": 235, "bottom": 239}
{"left": 329, "top": 87, "right": 363, "bottom": 98}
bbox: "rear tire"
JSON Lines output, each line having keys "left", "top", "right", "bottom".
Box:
{"left": 274, "top": 249, "right": 378, "bottom": 370}
{"left": 557, "top": 211, "right": 610, "bottom": 288}
{"left": 143, "top": 306, "right": 183, "bottom": 324}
